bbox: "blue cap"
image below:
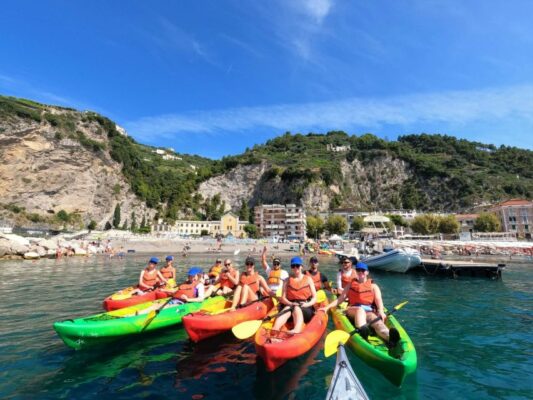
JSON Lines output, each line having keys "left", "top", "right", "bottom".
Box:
{"left": 290, "top": 256, "right": 303, "bottom": 266}
{"left": 188, "top": 266, "right": 202, "bottom": 275}
{"left": 149, "top": 257, "right": 159, "bottom": 264}
{"left": 355, "top": 262, "right": 368, "bottom": 271}
{"left": 165, "top": 255, "right": 174, "bottom": 261}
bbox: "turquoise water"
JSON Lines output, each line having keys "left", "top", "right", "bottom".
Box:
{"left": 1, "top": 254, "right": 532, "bottom": 399}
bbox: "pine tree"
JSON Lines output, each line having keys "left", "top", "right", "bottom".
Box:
{"left": 130, "top": 211, "right": 137, "bottom": 231}
{"left": 113, "top": 204, "right": 121, "bottom": 228}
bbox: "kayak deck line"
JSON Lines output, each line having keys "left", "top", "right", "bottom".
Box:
{"left": 326, "top": 344, "right": 370, "bottom": 400}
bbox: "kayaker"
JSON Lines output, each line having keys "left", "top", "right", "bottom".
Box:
{"left": 208, "top": 258, "right": 224, "bottom": 282}
{"left": 305, "top": 256, "right": 330, "bottom": 291}
{"left": 137, "top": 257, "right": 167, "bottom": 292}
{"left": 271, "top": 256, "right": 318, "bottom": 334}
{"left": 261, "top": 246, "right": 289, "bottom": 294}
{"left": 320, "top": 262, "right": 400, "bottom": 346}
{"left": 230, "top": 256, "right": 273, "bottom": 310}
{"left": 334, "top": 257, "right": 357, "bottom": 294}
{"left": 160, "top": 255, "right": 176, "bottom": 283}
{"left": 204, "top": 258, "right": 240, "bottom": 297}
{"left": 171, "top": 266, "right": 206, "bottom": 303}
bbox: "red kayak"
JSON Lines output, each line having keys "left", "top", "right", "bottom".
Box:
{"left": 254, "top": 299, "right": 329, "bottom": 371}
{"left": 183, "top": 298, "right": 275, "bottom": 342}
{"left": 102, "top": 286, "right": 169, "bottom": 311}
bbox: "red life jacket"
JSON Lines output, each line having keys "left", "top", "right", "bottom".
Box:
{"left": 219, "top": 269, "right": 237, "bottom": 289}
{"left": 239, "top": 271, "right": 259, "bottom": 293}
{"left": 141, "top": 268, "right": 158, "bottom": 288}
{"left": 267, "top": 268, "right": 282, "bottom": 286}
{"left": 160, "top": 266, "right": 175, "bottom": 279}
{"left": 286, "top": 276, "right": 313, "bottom": 301}
{"left": 340, "top": 269, "right": 357, "bottom": 289}
{"left": 306, "top": 270, "right": 322, "bottom": 290}
{"left": 347, "top": 279, "right": 374, "bottom": 306}
{"left": 173, "top": 280, "right": 198, "bottom": 298}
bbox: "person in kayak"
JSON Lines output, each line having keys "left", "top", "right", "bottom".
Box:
{"left": 171, "top": 266, "right": 206, "bottom": 303}
{"left": 320, "top": 262, "right": 400, "bottom": 346}
{"left": 230, "top": 256, "right": 273, "bottom": 310}
{"left": 334, "top": 257, "right": 357, "bottom": 294}
{"left": 271, "top": 256, "right": 318, "bottom": 335}
{"left": 261, "top": 246, "right": 289, "bottom": 295}
{"left": 208, "top": 258, "right": 224, "bottom": 283}
{"left": 305, "top": 256, "right": 330, "bottom": 291}
{"left": 137, "top": 257, "right": 167, "bottom": 292}
{"left": 204, "top": 258, "right": 240, "bottom": 297}
{"left": 160, "top": 255, "right": 176, "bottom": 283}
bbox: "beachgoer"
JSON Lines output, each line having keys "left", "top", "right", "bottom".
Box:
{"left": 261, "top": 246, "right": 289, "bottom": 295}
{"left": 335, "top": 256, "right": 357, "bottom": 294}
{"left": 271, "top": 256, "right": 317, "bottom": 334}
{"left": 320, "top": 262, "right": 400, "bottom": 347}
{"left": 204, "top": 259, "right": 239, "bottom": 297}
{"left": 305, "top": 256, "right": 330, "bottom": 291}
{"left": 230, "top": 256, "right": 272, "bottom": 310}
{"left": 171, "top": 267, "right": 206, "bottom": 303}
{"left": 138, "top": 257, "right": 167, "bottom": 292}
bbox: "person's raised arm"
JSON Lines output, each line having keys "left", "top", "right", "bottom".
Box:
{"left": 261, "top": 246, "right": 269, "bottom": 272}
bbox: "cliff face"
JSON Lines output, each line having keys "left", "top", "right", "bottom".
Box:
{"left": 0, "top": 106, "right": 153, "bottom": 228}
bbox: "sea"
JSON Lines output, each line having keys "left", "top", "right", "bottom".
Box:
{"left": 0, "top": 254, "right": 531, "bottom": 400}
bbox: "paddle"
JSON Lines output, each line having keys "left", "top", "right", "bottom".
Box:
{"left": 140, "top": 295, "right": 176, "bottom": 331}
{"left": 232, "top": 290, "right": 327, "bottom": 339}
{"left": 324, "top": 301, "right": 409, "bottom": 357}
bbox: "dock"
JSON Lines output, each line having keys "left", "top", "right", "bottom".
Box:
{"left": 410, "top": 258, "right": 505, "bottom": 279}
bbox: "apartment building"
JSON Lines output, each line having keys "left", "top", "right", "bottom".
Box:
{"left": 254, "top": 204, "right": 306, "bottom": 240}
{"left": 489, "top": 199, "right": 533, "bottom": 239}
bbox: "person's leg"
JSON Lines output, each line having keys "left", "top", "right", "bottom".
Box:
{"left": 230, "top": 285, "right": 242, "bottom": 310}
{"left": 289, "top": 307, "right": 304, "bottom": 334}
{"left": 240, "top": 285, "right": 258, "bottom": 306}
{"left": 347, "top": 306, "right": 370, "bottom": 339}
{"left": 271, "top": 306, "right": 292, "bottom": 332}
{"left": 366, "top": 311, "right": 390, "bottom": 341}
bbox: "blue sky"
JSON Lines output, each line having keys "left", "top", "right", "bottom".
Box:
{"left": 1, "top": 0, "right": 533, "bottom": 158}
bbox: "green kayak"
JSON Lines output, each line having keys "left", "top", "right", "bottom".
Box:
{"left": 54, "top": 296, "right": 226, "bottom": 350}
{"left": 331, "top": 303, "right": 417, "bottom": 387}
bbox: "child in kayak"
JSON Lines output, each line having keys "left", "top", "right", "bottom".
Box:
{"left": 230, "top": 256, "right": 273, "bottom": 310}
{"left": 160, "top": 255, "right": 176, "bottom": 286}
{"left": 271, "top": 256, "right": 318, "bottom": 335}
{"left": 170, "top": 267, "right": 206, "bottom": 303}
{"left": 320, "top": 262, "right": 400, "bottom": 346}
{"left": 137, "top": 257, "right": 168, "bottom": 292}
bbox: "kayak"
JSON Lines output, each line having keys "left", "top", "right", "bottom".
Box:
{"left": 183, "top": 297, "right": 275, "bottom": 342}
{"left": 102, "top": 285, "right": 169, "bottom": 311}
{"left": 331, "top": 303, "right": 417, "bottom": 386}
{"left": 54, "top": 295, "right": 225, "bottom": 350}
{"left": 325, "top": 343, "right": 370, "bottom": 400}
{"left": 254, "top": 295, "right": 329, "bottom": 371}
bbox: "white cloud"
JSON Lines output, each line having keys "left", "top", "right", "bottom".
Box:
{"left": 300, "top": 0, "right": 333, "bottom": 24}
{"left": 125, "top": 85, "right": 533, "bottom": 146}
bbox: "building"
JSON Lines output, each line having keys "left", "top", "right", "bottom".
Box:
{"left": 489, "top": 199, "right": 533, "bottom": 239}
{"left": 254, "top": 204, "right": 306, "bottom": 241}
{"left": 455, "top": 214, "right": 479, "bottom": 233}
{"left": 153, "top": 212, "right": 247, "bottom": 238}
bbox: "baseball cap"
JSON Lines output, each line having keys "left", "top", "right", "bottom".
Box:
{"left": 149, "top": 257, "right": 159, "bottom": 264}
{"left": 188, "top": 266, "right": 203, "bottom": 275}
{"left": 290, "top": 256, "right": 303, "bottom": 266}
{"left": 165, "top": 255, "right": 174, "bottom": 261}
{"left": 355, "top": 262, "right": 368, "bottom": 271}
{"left": 216, "top": 258, "right": 223, "bottom": 263}
{"left": 245, "top": 256, "right": 255, "bottom": 265}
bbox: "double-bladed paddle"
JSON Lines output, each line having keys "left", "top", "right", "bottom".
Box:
{"left": 324, "top": 301, "right": 408, "bottom": 357}
{"left": 231, "top": 290, "right": 327, "bottom": 339}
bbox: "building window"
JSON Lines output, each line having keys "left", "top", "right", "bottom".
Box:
{"left": 525, "top": 225, "right": 529, "bottom": 231}
{"left": 511, "top": 225, "right": 516, "bottom": 230}
{"left": 509, "top": 216, "right": 516, "bottom": 223}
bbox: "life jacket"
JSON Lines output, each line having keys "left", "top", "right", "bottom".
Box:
{"left": 160, "top": 266, "right": 175, "bottom": 279}
{"left": 286, "top": 276, "right": 313, "bottom": 302}
{"left": 141, "top": 268, "right": 158, "bottom": 288}
{"left": 209, "top": 264, "right": 223, "bottom": 278}
{"left": 306, "top": 270, "right": 322, "bottom": 290}
{"left": 173, "top": 280, "right": 199, "bottom": 299}
{"left": 219, "top": 269, "right": 237, "bottom": 289}
{"left": 340, "top": 269, "right": 357, "bottom": 289}
{"left": 267, "top": 268, "right": 282, "bottom": 286}
{"left": 239, "top": 271, "right": 259, "bottom": 293}
{"left": 347, "top": 279, "right": 375, "bottom": 306}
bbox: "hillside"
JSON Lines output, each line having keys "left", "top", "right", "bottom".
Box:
{"left": 1, "top": 94, "right": 532, "bottom": 229}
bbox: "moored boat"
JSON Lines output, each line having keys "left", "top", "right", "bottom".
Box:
{"left": 102, "top": 285, "right": 169, "bottom": 311}
{"left": 330, "top": 303, "right": 417, "bottom": 386}
{"left": 361, "top": 248, "right": 421, "bottom": 273}
{"left": 183, "top": 297, "right": 275, "bottom": 342}
{"left": 325, "top": 343, "right": 370, "bottom": 400}
{"left": 54, "top": 295, "right": 226, "bottom": 350}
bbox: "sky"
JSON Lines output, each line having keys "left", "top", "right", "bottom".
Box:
{"left": 1, "top": 0, "right": 533, "bottom": 158}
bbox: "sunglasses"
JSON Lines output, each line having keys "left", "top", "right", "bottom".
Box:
{"left": 355, "top": 268, "right": 366, "bottom": 272}
{"left": 224, "top": 263, "right": 231, "bottom": 266}
{"left": 342, "top": 261, "right": 351, "bottom": 264}
{"left": 273, "top": 262, "right": 280, "bottom": 265}
{"left": 311, "top": 260, "right": 318, "bottom": 264}
{"left": 245, "top": 263, "right": 254, "bottom": 266}
{"left": 290, "top": 264, "right": 301, "bottom": 268}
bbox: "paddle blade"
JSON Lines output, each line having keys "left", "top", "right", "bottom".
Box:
{"left": 393, "top": 301, "right": 408, "bottom": 312}
{"left": 324, "top": 330, "right": 351, "bottom": 357}
{"left": 141, "top": 310, "right": 157, "bottom": 330}
{"left": 232, "top": 319, "right": 262, "bottom": 339}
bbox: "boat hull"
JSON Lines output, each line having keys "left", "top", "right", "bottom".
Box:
{"left": 362, "top": 248, "right": 421, "bottom": 273}
{"left": 102, "top": 286, "right": 169, "bottom": 311}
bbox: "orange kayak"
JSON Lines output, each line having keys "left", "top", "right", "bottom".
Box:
{"left": 102, "top": 286, "right": 168, "bottom": 311}
{"left": 183, "top": 298, "right": 275, "bottom": 342}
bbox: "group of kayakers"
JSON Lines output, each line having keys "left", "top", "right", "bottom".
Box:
{"left": 133, "top": 248, "right": 399, "bottom": 348}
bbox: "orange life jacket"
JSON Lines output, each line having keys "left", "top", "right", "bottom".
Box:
{"left": 286, "top": 276, "right": 313, "bottom": 301}
{"left": 173, "top": 280, "right": 199, "bottom": 298}
{"left": 306, "top": 270, "right": 322, "bottom": 290}
{"left": 160, "top": 266, "right": 175, "bottom": 279}
{"left": 209, "top": 264, "right": 223, "bottom": 278}
{"left": 239, "top": 271, "right": 259, "bottom": 293}
{"left": 267, "top": 268, "right": 282, "bottom": 286}
{"left": 219, "top": 269, "right": 237, "bottom": 289}
{"left": 347, "top": 279, "right": 375, "bottom": 306}
{"left": 142, "top": 268, "right": 158, "bottom": 288}
{"left": 340, "top": 269, "right": 357, "bottom": 289}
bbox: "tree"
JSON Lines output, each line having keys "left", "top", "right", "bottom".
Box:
{"left": 130, "top": 211, "right": 137, "bottom": 231}
{"left": 410, "top": 214, "right": 440, "bottom": 235}
{"left": 239, "top": 200, "right": 250, "bottom": 222}
{"left": 438, "top": 215, "right": 460, "bottom": 234}
{"left": 306, "top": 215, "right": 325, "bottom": 239}
{"left": 244, "top": 224, "right": 259, "bottom": 238}
{"left": 113, "top": 204, "right": 121, "bottom": 228}
{"left": 121, "top": 219, "right": 128, "bottom": 230}
{"left": 87, "top": 220, "right": 97, "bottom": 230}
{"left": 104, "top": 221, "right": 112, "bottom": 230}
{"left": 387, "top": 214, "right": 408, "bottom": 227}
{"left": 350, "top": 216, "right": 365, "bottom": 232}
{"left": 474, "top": 212, "right": 501, "bottom": 232}
{"left": 140, "top": 215, "right": 146, "bottom": 229}
{"left": 325, "top": 215, "right": 348, "bottom": 236}
{"left": 56, "top": 210, "right": 70, "bottom": 223}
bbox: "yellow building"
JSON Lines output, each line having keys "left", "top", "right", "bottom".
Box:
{"left": 153, "top": 212, "right": 247, "bottom": 238}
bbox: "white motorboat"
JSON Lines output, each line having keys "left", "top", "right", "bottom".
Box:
{"left": 362, "top": 247, "right": 421, "bottom": 273}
